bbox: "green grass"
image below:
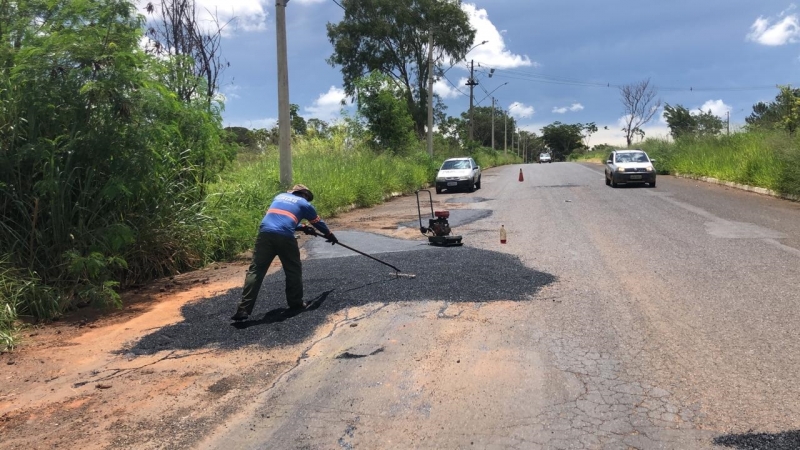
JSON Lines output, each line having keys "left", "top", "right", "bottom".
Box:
{"left": 638, "top": 131, "right": 800, "bottom": 196}
{"left": 568, "top": 153, "right": 606, "bottom": 163}
{"left": 204, "top": 136, "right": 520, "bottom": 260}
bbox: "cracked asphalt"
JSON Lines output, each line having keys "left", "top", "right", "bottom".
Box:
{"left": 140, "top": 162, "right": 799, "bottom": 449}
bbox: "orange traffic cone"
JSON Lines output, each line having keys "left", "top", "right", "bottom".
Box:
{"left": 518, "top": 168, "right": 524, "bottom": 182}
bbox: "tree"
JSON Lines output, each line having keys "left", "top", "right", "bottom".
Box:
{"left": 327, "top": 0, "right": 475, "bottom": 137}
{"left": 620, "top": 79, "right": 662, "bottom": 146}
{"left": 664, "top": 104, "right": 724, "bottom": 139}
{"left": 582, "top": 122, "right": 598, "bottom": 148}
{"left": 144, "top": 0, "right": 230, "bottom": 101}
{"left": 663, "top": 104, "right": 695, "bottom": 139}
{"left": 354, "top": 72, "right": 417, "bottom": 153}
{"left": 694, "top": 110, "right": 724, "bottom": 136}
{"left": 289, "top": 104, "right": 307, "bottom": 136}
{"left": 541, "top": 122, "right": 585, "bottom": 161}
{"left": 307, "top": 118, "right": 330, "bottom": 137}
{"left": 746, "top": 86, "right": 800, "bottom": 133}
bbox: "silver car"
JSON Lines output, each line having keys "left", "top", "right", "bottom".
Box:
{"left": 435, "top": 157, "right": 481, "bottom": 194}
{"left": 605, "top": 150, "right": 656, "bottom": 188}
{"left": 539, "top": 153, "right": 552, "bottom": 163}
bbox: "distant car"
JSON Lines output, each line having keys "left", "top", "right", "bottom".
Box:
{"left": 605, "top": 150, "right": 656, "bottom": 188}
{"left": 435, "top": 157, "right": 481, "bottom": 194}
{"left": 538, "top": 153, "right": 552, "bottom": 163}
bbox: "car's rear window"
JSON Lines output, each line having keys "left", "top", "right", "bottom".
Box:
{"left": 442, "top": 160, "right": 471, "bottom": 170}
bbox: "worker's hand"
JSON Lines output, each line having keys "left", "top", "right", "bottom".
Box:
{"left": 324, "top": 233, "right": 338, "bottom": 245}
{"left": 300, "top": 225, "right": 316, "bottom": 236}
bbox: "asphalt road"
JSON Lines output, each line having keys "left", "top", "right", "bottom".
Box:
{"left": 181, "top": 162, "right": 800, "bottom": 449}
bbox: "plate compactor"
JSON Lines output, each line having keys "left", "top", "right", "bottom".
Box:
{"left": 416, "top": 190, "right": 463, "bottom": 247}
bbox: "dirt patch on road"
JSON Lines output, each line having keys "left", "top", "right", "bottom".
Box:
{"left": 0, "top": 192, "right": 481, "bottom": 450}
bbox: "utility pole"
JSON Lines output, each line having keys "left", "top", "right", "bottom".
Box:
{"left": 491, "top": 97, "right": 495, "bottom": 150}
{"left": 426, "top": 29, "right": 435, "bottom": 157}
{"left": 726, "top": 110, "right": 730, "bottom": 135}
{"left": 504, "top": 113, "right": 507, "bottom": 154}
{"left": 276, "top": 0, "right": 292, "bottom": 186}
{"left": 466, "top": 60, "right": 477, "bottom": 141}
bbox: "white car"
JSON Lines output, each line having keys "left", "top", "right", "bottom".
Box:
{"left": 605, "top": 150, "right": 656, "bottom": 188}
{"left": 435, "top": 157, "right": 481, "bottom": 194}
{"left": 539, "top": 153, "right": 552, "bottom": 163}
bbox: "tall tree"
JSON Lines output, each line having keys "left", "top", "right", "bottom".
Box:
{"left": 620, "top": 79, "right": 662, "bottom": 146}
{"left": 289, "top": 104, "right": 307, "bottom": 136}
{"left": 664, "top": 104, "right": 724, "bottom": 138}
{"left": 746, "top": 85, "right": 800, "bottom": 133}
{"left": 541, "top": 122, "right": 585, "bottom": 161}
{"left": 144, "top": 0, "right": 230, "bottom": 101}
{"left": 327, "top": 0, "right": 475, "bottom": 137}
{"left": 354, "top": 72, "right": 417, "bottom": 153}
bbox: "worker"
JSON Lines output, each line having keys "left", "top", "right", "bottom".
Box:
{"left": 231, "top": 184, "right": 337, "bottom": 321}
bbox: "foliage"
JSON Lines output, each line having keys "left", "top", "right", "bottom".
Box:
{"left": 663, "top": 104, "right": 724, "bottom": 139}
{"left": 746, "top": 85, "right": 800, "bottom": 133}
{"left": 619, "top": 79, "right": 662, "bottom": 146}
{"left": 638, "top": 131, "right": 800, "bottom": 196}
{"left": 326, "top": 0, "right": 475, "bottom": 136}
{"left": 440, "top": 106, "right": 518, "bottom": 150}
{"left": 290, "top": 103, "right": 307, "bottom": 136}
{"left": 0, "top": 0, "right": 233, "bottom": 329}
{"left": 541, "top": 122, "right": 586, "bottom": 161}
{"left": 353, "top": 72, "right": 418, "bottom": 153}
{"left": 144, "top": 0, "right": 229, "bottom": 101}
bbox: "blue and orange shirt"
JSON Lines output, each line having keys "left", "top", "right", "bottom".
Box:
{"left": 259, "top": 193, "right": 331, "bottom": 238}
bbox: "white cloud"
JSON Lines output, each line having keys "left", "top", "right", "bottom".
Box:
{"left": 304, "top": 86, "right": 349, "bottom": 121}
{"left": 141, "top": 0, "right": 268, "bottom": 34}
{"left": 461, "top": 3, "right": 535, "bottom": 69}
{"left": 434, "top": 77, "right": 468, "bottom": 99}
{"left": 696, "top": 99, "right": 731, "bottom": 118}
{"left": 509, "top": 101, "right": 535, "bottom": 119}
{"left": 747, "top": 6, "right": 800, "bottom": 46}
{"left": 552, "top": 103, "right": 584, "bottom": 114}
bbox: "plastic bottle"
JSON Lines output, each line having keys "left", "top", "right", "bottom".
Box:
{"left": 500, "top": 225, "right": 507, "bottom": 244}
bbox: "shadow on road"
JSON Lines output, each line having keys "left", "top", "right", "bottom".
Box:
{"left": 127, "top": 247, "right": 556, "bottom": 355}
{"left": 714, "top": 430, "right": 800, "bottom": 450}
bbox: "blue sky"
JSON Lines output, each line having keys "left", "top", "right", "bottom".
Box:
{"left": 178, "top": 0, "right": 800, "bottom": 145}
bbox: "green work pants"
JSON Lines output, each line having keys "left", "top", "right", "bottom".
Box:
{"left": 236, "top": 232, "right": 303, "bottom": 315}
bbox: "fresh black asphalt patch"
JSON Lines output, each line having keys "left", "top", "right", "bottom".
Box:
{"left": 714, "top": 430, "right": 800, "bottom": 450}
{"left": 129, "top": 246, "right": 555, "bottom": 355}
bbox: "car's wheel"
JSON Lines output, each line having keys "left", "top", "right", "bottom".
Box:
{"left": 435, "top": 186, "right": 442, "bottom": 194}
{"left": 475, "top": 176, "right": 481, "bottom": 190}
{"left": 468, "top": 181, "right": 475, "bottom": 193}
{"left": 611, "top": 176, "right": 618, "bottom": 188}
{"left": 605, "top": 174, "right": 611, "bottom": 186}
{"left": 649, "top": 180, "right": 656, "bottom": 188}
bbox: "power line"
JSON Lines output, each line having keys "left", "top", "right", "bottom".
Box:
{"left": 474, "top": 62, "right": 787, "bottom": 93}
{"left": 442, "top": 74, "right": 469, "bottom": 97}
{"left": 332, "top": 0, "right": 344, "bottom": 9}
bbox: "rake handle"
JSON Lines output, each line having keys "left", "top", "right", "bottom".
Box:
{"left": 305, "top": 229, "right": 404, "bottom": 273}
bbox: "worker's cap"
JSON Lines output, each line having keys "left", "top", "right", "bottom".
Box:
{"left": 288, "top": 184, "right": 314, "bottom": 201}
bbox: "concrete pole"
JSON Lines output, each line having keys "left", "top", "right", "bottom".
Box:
{"left": 468, "top": 60, "right": 475, "bottom": 141}
{"left": 276, "top": 0, "right": 292, "bottom": 186}
{"left": 491, "top": 97, "right": 495, "bottom": 151}
{"left": 426, "top": 30, "right": 435, "bottom": 157}
{"left": 504, "top": 113, "right": 507, "bottom": 154}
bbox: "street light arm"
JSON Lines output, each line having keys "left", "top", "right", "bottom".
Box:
{"left": 442, "top": 40, "right": 489, "bottom": 76}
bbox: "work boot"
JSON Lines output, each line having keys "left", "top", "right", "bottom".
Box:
{"left": 230, "top": 310, "right": 249, "bottom": 321}
{"left": 288, "top": 301, "right": 309, "bottom": 311}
